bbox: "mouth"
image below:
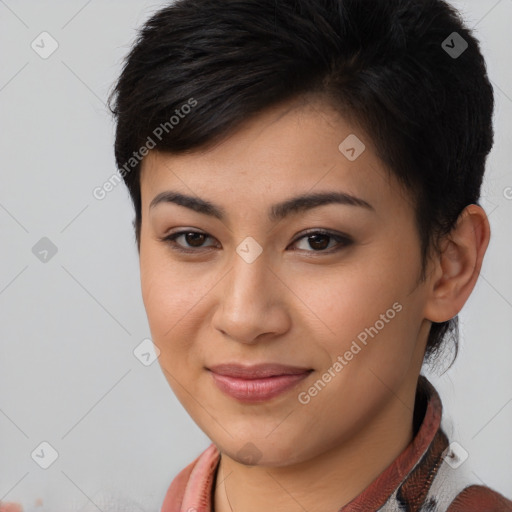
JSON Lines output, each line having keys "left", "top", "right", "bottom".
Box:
{"left": 207, "top": 363, "right": 313, "bottom": 403}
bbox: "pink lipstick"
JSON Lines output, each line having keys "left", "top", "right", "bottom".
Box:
{"left": 208, "top": 363, "right": 312, "bottom": 403}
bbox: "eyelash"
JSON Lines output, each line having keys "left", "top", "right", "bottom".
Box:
{"left": 159, "top": 229, "right": 353, "bottom": 255}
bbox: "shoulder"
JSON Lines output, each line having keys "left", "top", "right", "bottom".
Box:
{"left": 160, "top": 456, "right": 198, "bottom": 512}
{"left": 446, "top": 485, "right": 512, "bottom": 512}
{"left": 160, "top": 444, "right": 220, "bottom": 512}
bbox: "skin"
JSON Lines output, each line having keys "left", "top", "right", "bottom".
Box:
{"left": 0, "top": 95, "right": 488, "bottom": 512}
{"left": 137, "top": 95, "right": 489, "bottom": 512}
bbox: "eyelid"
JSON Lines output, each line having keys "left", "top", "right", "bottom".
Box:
{"left": 160, "top": 228, "right": 353, "bottom": 254}
{"left": 289, "top": 228, "right": 351, "bottom": 246}
{"left": 159, "top": 229, "right": 218, "bottom": 253}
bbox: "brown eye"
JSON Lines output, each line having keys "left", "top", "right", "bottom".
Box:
{"left": 305, "top": 233, "right": 330, "bottom": 250}
{"left": 161, "top": 230, "right": 217, "bottom": 252}
{"left": 183, "top": 232, "right": 208, "bottom": 247}
{"left": 291, "top": 230, "right": 353, "bottom": 253}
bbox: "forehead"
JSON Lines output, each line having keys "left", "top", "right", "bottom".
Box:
{"left": 139, "top": 97, "right": 413, "bottom": 219}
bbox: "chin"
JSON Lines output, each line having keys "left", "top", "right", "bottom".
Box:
{"left": 217, "top": 435, "right": 310, "bottom": 468}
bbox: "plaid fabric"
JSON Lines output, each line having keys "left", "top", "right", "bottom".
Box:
{"left": 161, "top": 375, "right": 512, "bottom": 512}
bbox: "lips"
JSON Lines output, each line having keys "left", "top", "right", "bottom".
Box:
{"left": 208, "top": 363, "right": 312, "bottom": 379}
{"left": 207, "top": 363, "right": 313, "bottom": 403}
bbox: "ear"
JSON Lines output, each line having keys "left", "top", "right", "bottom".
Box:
{"left": 423, "top": 204, "right": 491, "bottom": 323}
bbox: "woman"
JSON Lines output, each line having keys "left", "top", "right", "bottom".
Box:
{"left": 105, "top": 0, "right": 512, "bottom": 509}
{"left": 3, "top": 0, "right": 510, "bottom": 510}
{"left": 110, "top": 0, "right": 512, "bottom": 510}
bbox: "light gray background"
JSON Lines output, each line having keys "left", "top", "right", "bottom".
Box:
{"left": 1, "top": 1, "right": 511, "bottom": 510}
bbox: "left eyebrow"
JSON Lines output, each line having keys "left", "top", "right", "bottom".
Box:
{"left": 149, "top": 190, "right": 375, "bottom": 222}
{"left": 270, "top": 191, "right": 375, "bottom": 221}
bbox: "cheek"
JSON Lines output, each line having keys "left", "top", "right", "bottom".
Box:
{"left": 288, "top": 256, "right": 406, "bottom": 335}
{"left": 139, "top": 243, "right": 197, "bottom": 344}
{"left": 139, "top": 252, "right": 208, "bottom": 402}
{"left": 138, "top": 241, "right": 225, "bottom": 381}
{"left": 287, "top": 248, "right": 422, "bottom": 377}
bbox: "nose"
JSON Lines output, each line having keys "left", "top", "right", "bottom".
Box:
{"left": 212, "top": 250, "right": 291, "bottom": 344}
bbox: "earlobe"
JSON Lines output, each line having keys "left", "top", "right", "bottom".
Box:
{"left": 423, "top": 204, "right": 491, "bottom": 323}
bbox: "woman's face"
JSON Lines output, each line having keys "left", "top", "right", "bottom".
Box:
{"left": 138, "top": 97, "right": 432, "bottom": 466}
